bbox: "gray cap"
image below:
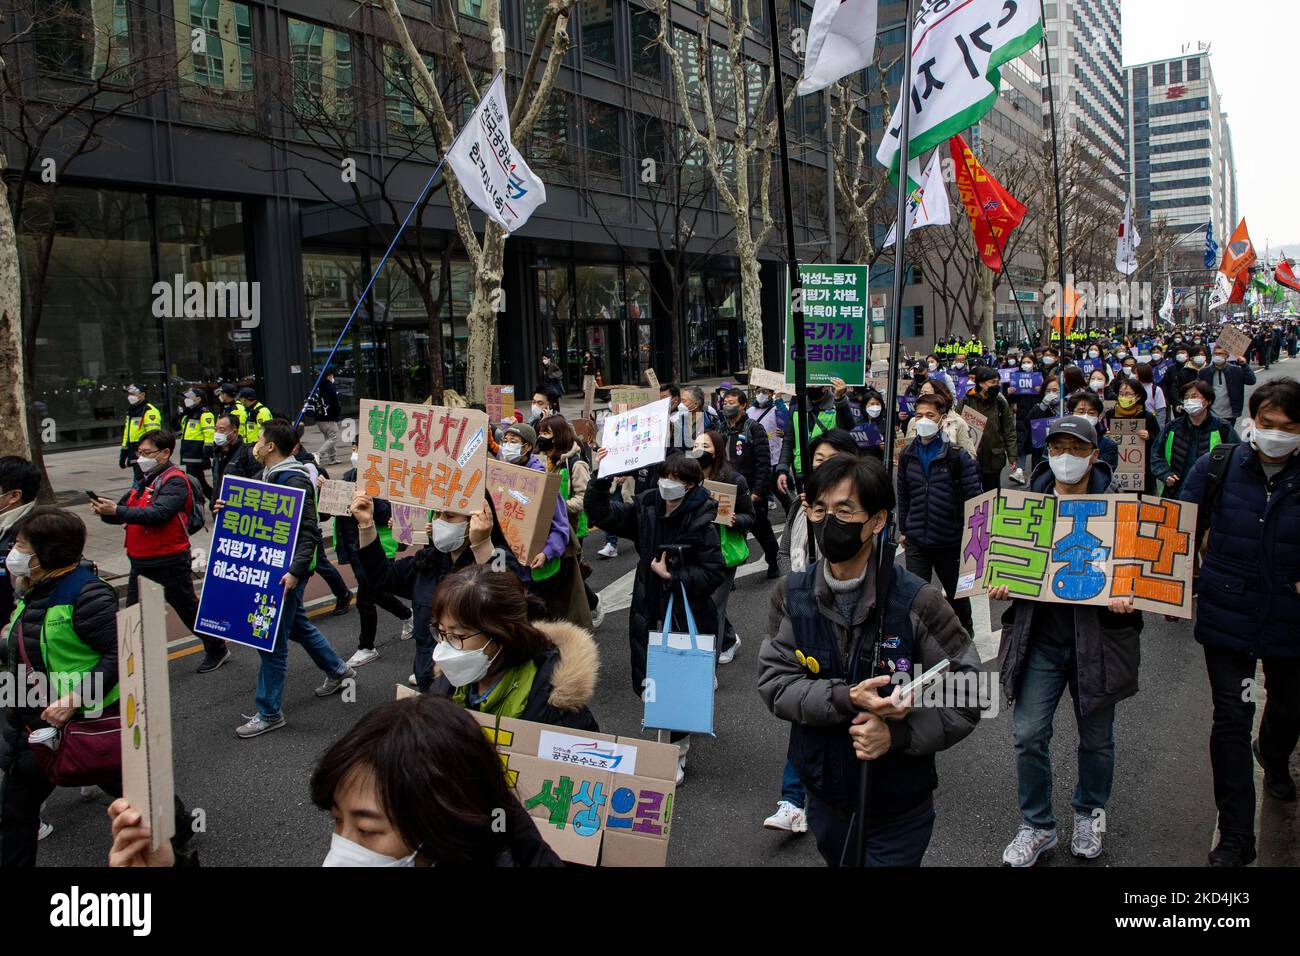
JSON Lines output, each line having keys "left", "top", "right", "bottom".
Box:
{"left": 1046, "top": 415, "right": 1098, "bottom": 447}
{"left": 504, "top": 423, "right": 536, "bottom": 446}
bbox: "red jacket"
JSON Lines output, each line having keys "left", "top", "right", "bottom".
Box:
{"left": 120, "top": 466, "right": 193, "bottom": 560}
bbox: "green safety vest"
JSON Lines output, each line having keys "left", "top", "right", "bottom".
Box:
{"left": 240, "top": 403, "right": 272, "bottom": 445}
{"left": 1159, "top": 423, "right": 1224, "bottom": 496}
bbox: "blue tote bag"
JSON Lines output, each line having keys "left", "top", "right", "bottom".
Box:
{"left": 643, "top": 582, "right": 716, "bottom": 735}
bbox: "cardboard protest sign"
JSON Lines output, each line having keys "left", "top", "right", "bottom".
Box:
{"left": 390, "top": 502, "right": 431, "bottom": 546}
{"left": 572, "top": 418, "right": 598, "bottom": 448}
{"left": 1216, "top": 325, "right": 1252, "bottom": 361}
{"left": 117, "top": 580, "right": 174, "bottom": 850}
{"left": 582, "top": 375, "right": 597, "bottom": 418}
{"left": 645, "top": 367, "right": 660, "bottom": 391}
{"left": 316, "top": 479, "right": 355, "bottom": 517}
{"left": 1110, "top": 418, "right": 1147, "bottom": 492}
{"left": 703, "top": 480, "right": 737, "bottom": 526}
{"left": 468, "top": 711, "right": 679, "bottom": 866}
{"left": 1030, "top": 415, "right": 1060, "bottom": 448}
{"left": 196, "top": 476, "right": 307, "bottom": 652}
{"left": 358, "top": 400, "right": 488, "bottom": 516}
{"left": 608, "top": 387, "right": 657, "bottom": 411}
{"left": 955, "top": 489, "right": 1198, "bottom": 618}
{"left": 599, "top": 398, "right": 670, "bottom": 477}
{"left": 785, "top": 264, "right": 868, "bottom": 385}
{"left": 960, "top": 405, "right": 988, "bottom": 441}
{"left": 748, "top": 367, "right": 794, "bottom": 394}
{"left": 484, "top": 459, "right": 561, "bottom": 564}
{"left": 486, "top": 384, "right": 515, "bottom": 423}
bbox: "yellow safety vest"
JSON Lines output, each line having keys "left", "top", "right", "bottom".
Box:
{"left": 239, "top": 403, "right": 272, "bottom": 445}
{"left": 182, "top": 410, "right": 216, "bottom": 445}
{"left": 121, "top": 403, "right": 162, "bottom": 448}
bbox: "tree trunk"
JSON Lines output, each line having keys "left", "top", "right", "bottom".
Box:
{"left": 738, "top": 238, "right": 765, "bottom": 372}
{"left": 420, "top": 277, "right": 446, "bottom": 404}
{"left": 977, "top": 262, "right": 995, "bottom": 349}
{"left": 0, "top": 153, "right": 29, "bottom": 459}
{"left": 464, "top": 224, "right": 505, "bottom": 402}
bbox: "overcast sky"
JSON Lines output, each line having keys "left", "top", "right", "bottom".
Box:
{"left": 1122, "top": 0, "right": 1294, "bottom": 251}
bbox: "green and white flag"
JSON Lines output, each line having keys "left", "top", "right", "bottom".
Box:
{"left": 875, "top": 0, "right": 1043, "bottom": 182}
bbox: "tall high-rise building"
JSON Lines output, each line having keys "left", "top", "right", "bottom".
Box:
{"left": 1220, "top": 112, "right": 1239, "bottom": 234}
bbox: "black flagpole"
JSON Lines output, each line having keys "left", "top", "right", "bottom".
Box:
{"left": 765, "top": 0, "right": 810, "bottom": 488}
{"left": 1038, "top": 0, "right": 1067, "bottom": 377}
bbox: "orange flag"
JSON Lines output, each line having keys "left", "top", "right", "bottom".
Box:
{"left": 950, "top": 134, "right": 1027, "bottom": 272}
{"left": 1218, "top": 218, "right": 1256, "bottom": 283}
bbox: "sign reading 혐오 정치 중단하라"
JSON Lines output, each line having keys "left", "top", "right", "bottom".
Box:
{"left": 357, "top": 400, "right": 489, "bottom": 516}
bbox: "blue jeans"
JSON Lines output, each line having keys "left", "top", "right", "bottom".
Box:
{"left": 1012, "top": 638, "right": 1116, "bottom": 830}
{"left": 604, "top": 533, "right": 618, "bottom": 547}
{"left": 806, "top": 794, "right": 936, "bottom": 867}
{"left": 255, "top": 578, "right": 348, "bottom": 719}
{"left": 780, "top": 757, "right": 806, "bottom": 808}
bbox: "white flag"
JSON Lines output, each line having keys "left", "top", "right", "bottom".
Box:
{"left": 1207, "top": 271, "right": 1232, "bottom": 311}
{"left": 1158, "top": 280, "right": 1173, "bottom": 323}
{"left": 876, "top": 0, "right": 1042, "bottom": 180}
{"left": 446, "top": 73, "right": 546, "bottom": 233}
{"left": 1115, "top": 196, "right": 1140, "bottom": 275}
{"left": 884, "top": 150, "right": 950, "bottom": 247}
{"left": 797, "top": 0, "right": 878, "bottom": 96}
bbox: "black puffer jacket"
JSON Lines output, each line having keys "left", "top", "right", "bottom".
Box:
{"left": 896, "top": 438, "right": 983, "bottom": 549}
{"left": 584, "top": 479, "right": 724, "bottom": 696}
{"left": 260, "top": 459, "right": 320, "bottom": 578}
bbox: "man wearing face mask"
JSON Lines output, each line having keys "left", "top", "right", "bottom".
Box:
{"left": 776, "top": 377, "right": 855, "bottom": 497}
{"left": 1150, "top": 381, "right": 1239, "bottom": 499}
{"left": 175, "top": 387, "right": 216, "bottom": 507}
{"left": 1179, "top": 380, "right": 1300, "bottom": 866}
{"left": 758, "top": 454, "right": 982, "bottom": 866}
{"left": 0, "top": 456, "right": 41, "bottom": 626}
{"left": 1164, "top": 344, "right": 1198, "bottom": 415}
{"left": 991, "top": 417, "right": 1141, "bottom": 867}
{"left": 1198, "top": 344, "right": 1255, "bottom": 429}
{"left": 210, "top": 413, "right": 261, "bottom": 509}
{"left": 119, "top": 384, "right": 162, "bottom": 480}
{"left": 960, "top": 367, "right": 1018, "bottom": 492}
{"left": 718, "top": 387, "right": 778, "bottom": 577}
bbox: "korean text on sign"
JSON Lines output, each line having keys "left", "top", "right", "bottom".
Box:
{"left": 358, "top": 400, "right": 488, "bottom": 516}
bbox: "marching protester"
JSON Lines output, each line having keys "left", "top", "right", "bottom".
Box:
{"left": 991, "top": 417, "right": 1141, "bottom": 867}
{"left": 690, "top": 430, "right": 755, "bottom": 667}
{"left": 227, "top": 419, "right": 355, "bottom": 738}
{"left": 0, "top": 456, "right": 41, "bottom": 625}
{"left": 176, "top": 387, "right": 216, "bottom": 507}
{"left": 1066, "top": 390, "right": 1118, "bottom": 470}
{"left": 1199, "top": 343, "right": 1256, "bottom": 429}
{"left": 758, "top": 454, "right": 982, "bottom": 866}
{"left": 718, "top": 387, "right": 779, "bottom": 578}
{"left": 1104, "top": 377, "right": 1160, "bottom": 493}
{"left": 776, "top": 377, "right": 855, "bottom": 498}
{"left": 313, "top": 368, "right": 345, "bottom": 466}
{"left": 1150, "top": 380, "right": 1240, "bottom": 498}
{"left": 120, "top": 384, "right": 162, "bottom": 481}
{"left": 1006, "top": 352, "right": 1041, "bottom": 485}
{"left": 89, "top": 429, "right": 226, "bottom": 673}
{"left": 535, "top": 416, "right": 601, "bottom": 628}
{"left": 903, "top": 378, "right": 979, "bottom": 459}
{"left": 1179, "top": 379, "right": 1300, "bottom": 867}
{"left": 108, "top": 695, "right": 560, "bottom": 867}
{"left": 428, "top": 563, "right": 599, "bottom": 730}
{"left": 584, "top": 450, "right": 723, "bottom": 783}
{"left": 1024, "top": 371, "right": 1062, "bottom": 471}
{"left": 210, "top": 412, "right": 262, "bottom": 507}
{"left": 1135, "top": 362, "right": 1167, "bottom": 427}
{"left": 960, "top": 367, "right": 1018, "bottom": 492}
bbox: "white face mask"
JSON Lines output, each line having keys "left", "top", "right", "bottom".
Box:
{"left": 184, "top": 398, "right": 197, "bottom": 409}
{"left": 866, "top": 405, "right": 882, "bottom": 419}
{"left": 914, "top": 418, "right": 940, "bottom": 439}
{"left": 500, "top": 442, "right": 524, "bottom": 463}
{"left": 1115, "top": 350, "right": 1128, "bottom": 359}
{"left": 1049, "top": 451, "right": 1093, "bottom": 485}
{"left": 1176, "top": 353, "right": 1188, "bottom": 363}
{"left": 1044, "top": 390, "right": 1060, "bottom": 406}
{"left": 1252, "top": 428, "right": 1300, "bottom": 458}
{"left": 137, "top": 455, "right": 159, "bottom": 474}
{"left": 212, "top": 431, "right": 229, "bottom": 446}
{"left": 1020, "top": 363, "right": 1034, "bottom": 372}
{"left": 4, "top": 547, "right": 32, "bottom": 579}
{"left": 530, "top": 404, "right": 545, "bottom": 420}
{"left": 1090, "top": 380, "right": 1106, "bottom": 392}
{"left": 1080, "top": 413, "right": 1100, "bottom": 429}
{"left": 1088, "top": 350, "right": 1100, "bottom": 359}
{"left": 127, "top": 395, "right": 142, "bottom": 406}
{"left": 658, "top": 478, "right": 686, "bottom": 501}
{"left": 1212, "top": 355, "right": 1227, "bottom": 367}
{"left": 322, "top": 832, "right": 417, "bottom": 868}
{"left": 1182, "top": 399, "right": 1205, "bottom": 417}
{"left": 432, "top": 518, "right": 468, "bottom": 553}
{"left": 1042, "top": 356, "right": 1057, "bottom": 366}
{"left": 1192, "top": 355, "right": 1207, "bottom": 367}
{"left": 433, "top": 638, "right": 498, "bottom": 687}
{"left": 350, "top": 451, "right": 359, "bottom": 467}
{"left": 927, "top": 362, "right": 938, "bottom": 371}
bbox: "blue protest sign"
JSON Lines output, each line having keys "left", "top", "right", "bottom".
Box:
{"left": 898, "top": 395, "right": 917, "bottom": 416}
{"left": 195, "top": 476, "right": 307, "bottom": 652}
{"left": 998, "top": 368, "right": 1015, "bottom": 385}
{"left": 850, "top": 422, "right": 882, "bottom": 450}
{"left": 1152, "top": 360, "right": 1172, "bottom": 384}
{"left": 1030, "top": 416, "right": 1060, "bottom": 448}
{"left": 1007, "top": 371, "right": 1043, "bottom": 394}
{"left": 1077, "top": 358, "right": 1102, "bottom": 376}
{"left": 952, "top": 373, "right": 973, "bottom": 398}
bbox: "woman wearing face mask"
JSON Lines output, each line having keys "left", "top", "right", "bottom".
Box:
{"left": 324, "top": 442, "right": 414, "bottom": 668}
{"left": 960, "top": 367, "right": 1018, "bottom": 491}
{"left": 1026, "top": 372, "right": 1063, "bottom": 470}
{"left": 1150, "top": 381, "right": 1240, "bottom": 499}
{"left": 904, "top": 380, "right": 978, "bottom": 460}
{"left": 1004, "top": 354, "right": 1041, "bottom": 485}
{"left": 1134, "top": 362, "right": 1167, "bottom": 427}
{"left": 350, "top": 492, "right": 523, "bottom": 693}
{"left": 534, "top": 415, "right": 600, "bottom": 629}
{"left": 429, "top": 563, "right": 598, "bottom": 731}
{"left": 924, "top": 355, "right": 955, "bottom": 397}
{"left": 690, "top": 430, "right": 755, "bottom": 667}
{"left": 1104, "top": 378, "right": 1161, "bottom": 493}
{"left": 108, "top": 694, "right": 562, "bottom": 867}
{"left": 849, "top": 390, "right": 886, "bottom": 458}
{"left": 585, "top": 452, "right": 724, "bottom": 782}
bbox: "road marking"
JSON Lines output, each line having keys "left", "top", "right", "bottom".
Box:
{"left": 599, "top": 557, "right": 772, "bottom": 614}
{"left": 167, "top": 599, "right": 339, "bottom": 661}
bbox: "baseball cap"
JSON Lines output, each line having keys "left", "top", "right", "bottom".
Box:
{"left": 505, "top": 423, "right": 536, "bottom": 446}
{"left": 1046, "top": 416, "right": 1098, "bottom": 447}
{"left": 125, "top": 384, "right": 145, "bottom": 396}
{"left": 238, "top": 386, "right": 256, "bottom": 400}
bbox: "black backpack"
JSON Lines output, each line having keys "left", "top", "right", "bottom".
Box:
{"left": 1194, "top": 442, "right": 1238, "bottom": 549}
{"left": 160, "top": 466, "right": 206, "bottom": 535}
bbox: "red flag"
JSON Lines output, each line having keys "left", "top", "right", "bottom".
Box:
{"left": 950, "top": 133, "right": 1027, "bottom": 272}
{"left": 1277, "top": 259, "right": 1300, "bottom": 293}
{"left": 1228, "top": 271, "right": 1248, "bottom": 304}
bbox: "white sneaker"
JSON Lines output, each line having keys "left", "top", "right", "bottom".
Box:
{"left": 591, "top": 594, "right": 605, "bottom": 629}
{"left": 676, "top": 735, "right": 691, "bottom": 783}
{"left": 399, "top": 618, "right": 414, "bottom": 641}
{"left": 1071, "top": 811, "right": 1105, "bottom": 859}
{"left": 37, "top": 820, "right": 54, "bottom": 841}
{"left": 1009, "top": 467, "right": 1027, "bottom": 485}
{"left": 718, "top": 634, "right": 740, "bottom": 665}
{"left": 347, "top": 648, "right": 379, "bottom": 667}
{"left": 675, "top": 757, "right": 685, "bottom": 785}
{"left": 597, "top": 542, "right": 618, "bottom": 558}
{"left": 763, "top": 801, "right": 809, "bottom": 833}
{"left": 407, "top": 673, "right": 417, "bottom": 687}
{"left": 1002, "top": 824, "right": 1058, "bottom": 867}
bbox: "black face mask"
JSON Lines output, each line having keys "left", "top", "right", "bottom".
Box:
{"left": 811, "top": 514, "right": 869, "bottom": 563}
{"left": 982, "top": 383, "right": 999, "bottom": 397}
{"left": 694, "top": 451, "right": 715, "bottom": 472}
{"left": 722, "top": 404, "right": 742, "bottom": 419}
{"left": 535, "top": 436, "right": 554, "bottom": 453}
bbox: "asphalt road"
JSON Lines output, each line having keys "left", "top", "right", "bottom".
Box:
{"left": 35, "top": 360, "right": 1300, "bottom": 867}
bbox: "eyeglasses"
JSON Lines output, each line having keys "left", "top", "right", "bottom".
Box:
{"left": 434, "top": 627, "right": 486, "bottom": 649}
{"left": 805, "top": 504, "right": 871, "bottom": 523}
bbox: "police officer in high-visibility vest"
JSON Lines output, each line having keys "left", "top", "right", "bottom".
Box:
{"left": 215, "top": 382, "right": 247, "bottom": 438}
{"left": 237, "top": 386, "right": 272, "bottom": 445}
{"left": 177, "top": 387, "right": 216, "bottom": 506}
{"left": 120, "top": 384, "right": 162, "bottom": 481}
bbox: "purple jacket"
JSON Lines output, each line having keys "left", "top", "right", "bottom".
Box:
{"left": 526, "top": 455, "right": 570, "bottom": 560}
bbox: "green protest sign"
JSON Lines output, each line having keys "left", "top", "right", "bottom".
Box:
{"left": 784, "top": 264, "right": 868, "bottom": 386}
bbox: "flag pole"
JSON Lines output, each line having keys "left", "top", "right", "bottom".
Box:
{"left": 1037, "top": 0, "right": 1067, "bottom": 364}
{"left": 765, "top": 0, "right": 810, "bottom": 491}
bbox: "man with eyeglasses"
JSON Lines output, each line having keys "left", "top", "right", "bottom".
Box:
{"left": 759, "top": 454, "right": 981, "bottom": 866}
{"left": 989, "top": 417, "right": 1142, "bottom": 867}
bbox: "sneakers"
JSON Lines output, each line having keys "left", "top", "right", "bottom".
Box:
{"left": 1009, "top": 467, "right": 1027, "bottom": 485}
{"left": 591, "top": 594, "right": 605, "bottom": 629}
{"left": 196, "top": 647, "right": 231, "bottom": 674}
{"left": 407, "top": 673, "right": 418, "bottom": 687}
{"left": 597, "top": 542, "right": 618, "bottom": 559}
{"left": 315, "top": 666, "right": 356, "bottom": 697}
{"left": 1209, "top": 832, "right": 1257, "bottom": 867}
{"left": 718, "top": 635, "right": 740, "bottom": 665}
{"left": 763, "top": 801, "right": 809, "bottom": 833}
{"left": 1002, "top": 824, "right": 1058, "bottom": 867}
{"left": 38, "top": 821, "right": 53, "bottom": 841}
{"left": 236, "top": 713, "right": 286, "bottom": 738}
{"left": 399, "top": 618, "right": 414, "bottom": 641}
{"left": 676, "top": 738, "right": 690, "bottom": 785}
{"left": 1253, "top": 738, "right": 1297, "bottom": 801}
{"left": 347, "top": 648, "right": 379, "bottom": 668}
{"left": 1071, "top": 811, "right": 1104, "bottom": 859}
{"left": 331, "top": 592, "right": 354, "bottom": 616}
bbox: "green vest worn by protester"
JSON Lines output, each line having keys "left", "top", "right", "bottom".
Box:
{"left": 790, "top": 407, "right": 840, "bottom": 474}
{"left": 5, "top": 567, "right": 120, "bottom": 713}
{"left": 452, "top": 658, "right": 539, "bottom": 719}
{"left": 1159, "top": 422, "right": 1225, "bottom": 497}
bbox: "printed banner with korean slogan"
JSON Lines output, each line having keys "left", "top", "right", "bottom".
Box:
{"left": 598, "top": 397, "right": 671, "bottom": 477}
{"left": 118, "top": 580, "right": 174, "bottom": 850}
{"left": 955, "top": 490, "right": 1198, "bottom": 618}
{"left": 1110, "top": 419, "right": 1147, "bottom": 492}
{"left": 485, "top": 459, "right": 561, "bottom": 565}
{"left": 195, "top": 476, "right": 307, "bottom": 651}
{"left": 468, "top": 711, "right": 680, "bottom": 867}
{"left": 785, "top": 264, "right": 869, "bottom": 386}
{"left": 358, "top": 400, "right": 488, "bottom": 516}
{"left": 876, "top": 0, "right": 1043, "bottom": 183}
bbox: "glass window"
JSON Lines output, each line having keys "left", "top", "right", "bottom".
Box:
{"left": 631, "top": 8, "right": 661, "bottom": 79}
{"left": 586, "top": 100, "right": 623, "bottom": 190}
{"left": 1152, "top": 62, "right": 1165, "bottom": 86}
{"left": 582, "top": 0, "right": 616, "bottom": 65}
{"left": 303, "top": 251, "right": 378, "bottom": 419}
{"left": 712, "top": 44, "right": 736, "bottom": 120}
{"left": 673, "top": 26, "right": 702, "bottom": 108}
{"left": 1169, "top": 60, "right": 1182, "bottom": 84}
{"left": 633, "top": 113, "right": 666, "bottom": 196}
{"left": 528, "top": 90, "right": 574, "bottom": 186}
{"left": 458, "top": 0, "right": 485, "bottom": 19}
{"left": 372, "top": 264, "right": 443, "bottom": 405}
{"left": 288, "top": 18, "right": 353, "bottom": 123}
{"left": 175, "top": 0, "right": 253, "bottom": 104}
{"left": 384, "top": 45, "right": 438, "bottom": 133}
{"left": 33, "top": 0, "right": 132, "bottom": 82}
{"left": 1187, "top": 57, "right": 1201, "bottom": 81}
